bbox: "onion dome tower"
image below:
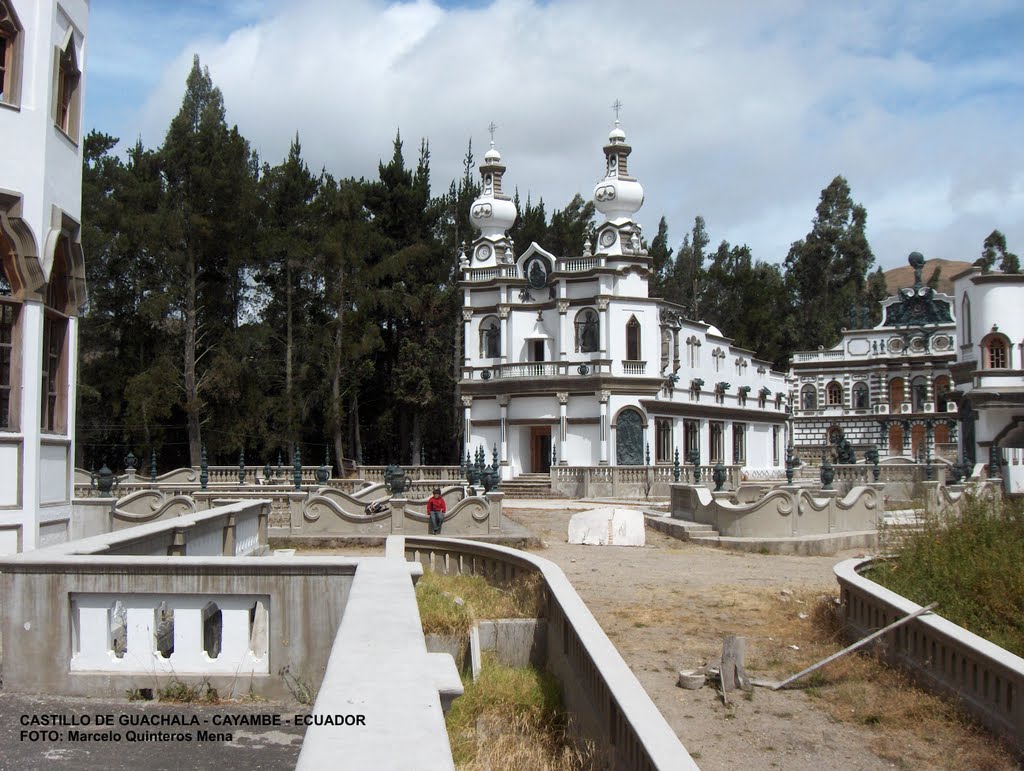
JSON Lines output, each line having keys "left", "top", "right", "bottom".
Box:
{"left": 592, "top": 112, "right": 646, "bottom": 258}
{"left": 466, "top": 127, "right": 517, "bottom": 269}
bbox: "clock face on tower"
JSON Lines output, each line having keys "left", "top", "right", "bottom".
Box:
{"left": 476, "top": 244, "right": 493, "bottom": 262}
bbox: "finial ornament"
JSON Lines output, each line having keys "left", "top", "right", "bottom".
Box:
{"left": 612, "top": 98, "right": 623, "bottom": 124}
{"left": 487, "top": 121, "right": 497, "bottom": 145}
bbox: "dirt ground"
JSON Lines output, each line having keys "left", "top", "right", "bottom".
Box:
{"left": 502, "top": 501, "right": 1018, "bottom": 771}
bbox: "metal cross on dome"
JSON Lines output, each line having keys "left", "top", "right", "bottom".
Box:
{"left": 612, "top": 98, "right": 623, "bottom": 122}
{"left": 487, "top": 121, "right": 497, "bottom": 143}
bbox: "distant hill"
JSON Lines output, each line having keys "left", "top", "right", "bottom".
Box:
{"left": 883, "top": 258, "right": 973, "bottom": 296}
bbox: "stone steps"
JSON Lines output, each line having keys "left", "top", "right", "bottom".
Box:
{"left": 500, "top": 474, "right": 558, "bottom": 498}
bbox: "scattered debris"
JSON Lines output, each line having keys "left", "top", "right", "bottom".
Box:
{"left": 797, "top": 612, "right": 809, "bottom": 620}
{"left": 752, "top": 601, "right": 940, "bottom": 690}
{"left": 676, "top": 670, "right": 706, "bottom": 690}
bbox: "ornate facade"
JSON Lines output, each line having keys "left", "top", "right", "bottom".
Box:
{"left": 457, "top": 123, "right": 789, "bottom": 479}
{"left": 951, "top": 265, "right": 1024, "bottom": 493}
{"left": 788, "top": 253, "right": 958, "bottom": 463}
{"left": 0, "top": 0, "right": 89, "bottom": 553}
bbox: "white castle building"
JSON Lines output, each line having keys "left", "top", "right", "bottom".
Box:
{"left": 457, "top": 123, "right": 789, "bottom": 480}
{"left": 789, "top": 252, "right": 958, "bottom": 463}
{"left": 0, "top": 0, "right": 89, "bottom": 553}
{"left": 951, "top": 265, "right": 1024, "bottom": 493}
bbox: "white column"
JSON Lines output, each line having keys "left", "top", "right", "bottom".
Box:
{"left": 724, "top": 421, "right": 733, "bottom": 464}
{"left": 499, "top": 397, "right": 509, "bottom": 479}
{"left": 599, "top": 391, "right": 609, "bottom": 464}
{"left": 597, "top": 297, "right": 609, "bottom": 361}
{"left": 557, "top": 393, "right": 568, "bottom": 464}
{"left": 19, "top": 300, "right": 44, "bottom": 551}
{"left": 498, "top": 305, "right": 510, "bottom": 362}
{"left": 65, "top": 315, "right": 79, "bottom": 497}
{"left": 698, "top": 419, "right": 710, "bottom": 466}
{"left": 557, "top": 300, "right": 569, "bottom": 361}
{"left": 462, "top": 396, "right": 473, "bottom": 454}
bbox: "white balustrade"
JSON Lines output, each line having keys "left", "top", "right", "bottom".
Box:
{"left": 71, "top": 594, "right": 269, "bottom": 675}
{"left": 621, "top": 360, "right": 647, "bottom": 375}
{"left": 495, "top": 362, "right": 560, "bottom": 378}
{"left": 235, "top": 513, "right": 259, "bottom": 555}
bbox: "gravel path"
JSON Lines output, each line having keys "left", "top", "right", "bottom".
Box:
{"left": 504, "top": 501, "right": 1015, "bottom": 771}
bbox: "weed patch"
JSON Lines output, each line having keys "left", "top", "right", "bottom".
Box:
{"left": 416, "top": 571, "right": 544, "bottom": 636}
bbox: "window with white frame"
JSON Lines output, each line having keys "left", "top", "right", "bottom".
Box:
{"left": 479, "top": 316, "right": 500, "bottom": 358}
{"left": 709, "top": 421, "right": 723, "bottom": 463}
{"left": 54, "top": 31, "right": 82, "bottom": 139}
{"left": 625, "top": 316, "right": 641, "bottom": 361}
{"left": 732, "top": 423, "right": 746, "bottom": 464}
{"left": 655, "top": 417, "right": 672, "bottom": 463}
{"left": 574, "top": 308, "right": 599, "bottom": 353}
{"left": 0, "top": 0, "right": 22, "bottom": 107}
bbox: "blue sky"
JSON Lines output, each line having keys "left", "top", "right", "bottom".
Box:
{"left": 84, "top": 0, "right": 1024, "bottom": 271}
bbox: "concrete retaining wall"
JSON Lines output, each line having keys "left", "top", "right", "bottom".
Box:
{"left": 395, "top": 536, "right": 698, "bottom": 771}
{"left": 835, "top": 557, "right": 1024, "bottom": 751}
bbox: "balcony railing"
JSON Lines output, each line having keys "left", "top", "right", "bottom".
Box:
{"left": 621, "top": 360, "right": 647, "bottom": 375}
{"left": 495, "top": 362, "right": 561, "bottom": 378}
{"left": 464, "top": 265, "right": 519, "bottom": 281}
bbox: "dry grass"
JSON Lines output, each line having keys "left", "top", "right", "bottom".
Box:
{"left": 610, "top": 585, "right": 1019, "bottom": 769}
{"left": 416, "top": 571, "right": 545, "bottom": 636}
{"left": 447, "top": 653, "right": 597, "bottom": 770}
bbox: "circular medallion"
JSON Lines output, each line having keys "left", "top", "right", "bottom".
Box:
{"left": 933, "top": 336, "right": 950, "bottom": 351}
{"left": 476, "top": 244, "right": 492, "bottom": 262}
{"left": 888, "top": 338, "right": 904, "bottom": 353}
{"left": 600, "top": 230, "right": 616, "bottom": 247}
{"left": 910, "top": 337, "right": 925, "bottom": 352}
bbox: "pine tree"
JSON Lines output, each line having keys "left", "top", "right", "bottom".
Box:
{"left": 784, "top": 176, "right": 875, "bottom": 350}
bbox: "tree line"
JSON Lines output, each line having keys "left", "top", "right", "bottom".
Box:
{"left": 77, "top": 56, "right": 1018, "bottom": 472}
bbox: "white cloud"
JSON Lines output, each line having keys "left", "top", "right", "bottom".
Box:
{"left": 96, "top": 0, "right": 1024, "bottom": 270}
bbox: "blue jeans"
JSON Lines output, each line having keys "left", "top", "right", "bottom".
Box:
{"left": 429, "top": 510, "right": 443, "bottom": 534}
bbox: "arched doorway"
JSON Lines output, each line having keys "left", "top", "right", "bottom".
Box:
{"left": 616, "top": 408, "right": 645, "bottom": 465}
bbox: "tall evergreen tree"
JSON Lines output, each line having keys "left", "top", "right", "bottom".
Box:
{"left": 159, "top": 54, "right": 258, "bottom": 464}
{"left": 979, "top": 229, "right": 1020, "bottom": 273}
{"left": 647, "top": 216, "right": 673, "bottom": 298}
{"left": 783, "top": 175, "right": 874, "bottom": 350}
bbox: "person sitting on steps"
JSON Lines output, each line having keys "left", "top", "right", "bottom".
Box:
{"left": 427, "top": 488, "right": 447, "bottom": 535}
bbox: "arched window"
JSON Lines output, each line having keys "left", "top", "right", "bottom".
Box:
{"left": 625, "top": 316, "right": 641, "bottom": 361}
{"left": 574, "top": 308, "right": 599, "bottom": 353}
{"left": 826, "top": 381, "right": 843, "bottom": 406}
{"left": 960, "top": 295, "right": 972, "bottom": 345}
{"left": 933, "top": 375, "right": 952, "bottom": 412}
{"left": 888, "top": 424, "right": 903, "bottom": 455}
{"left": 911, "top": 376, "right": 928, "bottom": 412}
{"left": 852, "top": 381, "right": 869, "bottom": 410}
{"left": 981, "top": 334, "right": 1010, "bottom": 369}
{"left": 54, "top": 31, "right": 82, "bottom": 139}
{"left": 827, "top": 425, "right": 842, "bottom": 446}
{"left": 41, "top": 238, "right": 73, "bottom": 433}
{"left": 889, "top": 377, "right": 905, "bottom": 409}
{"left": 478, "top": 316, "right": 500, "bottom": 358}
{"left": 801, "top": 384, "right": 817, "bottom": 410}
{"left": 0, "top": 0, "right": 24, "bottom": 107}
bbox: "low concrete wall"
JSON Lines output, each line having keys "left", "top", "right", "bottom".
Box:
{"left": 670, "top": 483, "right": 883, "bottom": 538}
{"left": 0, "top": 501, "right": 361, "bottom": 701}
{"left": 835, "top": 558, "right": 1024, "bottom": 751}
{"left": 394, "top": 536, "right": 698, "bottom": 771}
{"left": 296, "top": 558, "right": 462, "bottom": 770}
{"left": 285, "top": 489, "right": 504, "bottom": 539}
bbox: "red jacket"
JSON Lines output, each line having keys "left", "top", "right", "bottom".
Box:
{"left": 427, "top": 494, "right": 447, "bottom": 514}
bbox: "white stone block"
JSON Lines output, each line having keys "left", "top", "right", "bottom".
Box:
{"left": 567, "top": 508, "right": 645, "bottom": 546}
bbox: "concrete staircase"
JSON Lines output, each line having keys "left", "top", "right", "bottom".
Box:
{"left": 645, "top": 515, "right": 721, "bottom": 545}
{"left": 499, "top": 473, "right": 558, "bottom": 499}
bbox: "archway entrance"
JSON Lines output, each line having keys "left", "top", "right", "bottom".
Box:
{"left": 616, "top": 409, "right": 644, "bottom": 465}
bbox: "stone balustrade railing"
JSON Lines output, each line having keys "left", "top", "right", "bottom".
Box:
{"left": 835, "top": 558, "right": 1024, "bottom": 750}
{"left": 392, "top": 536, "right": 698, "bottom": 770}
{"left": 357, "top": 465, "right": 464, "bottom": 483}
{"left": 551, "top": 464, "right": 742, "bottom": 498}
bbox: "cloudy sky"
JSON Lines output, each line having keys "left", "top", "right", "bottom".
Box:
{"left": 85, "top": 0, "right": 1023, "bottom": 270}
